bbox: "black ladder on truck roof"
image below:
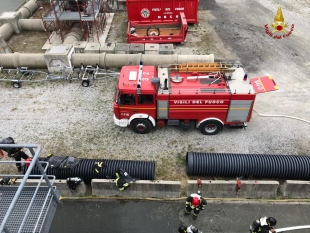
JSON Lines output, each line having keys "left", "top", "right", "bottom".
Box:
{"left": 0, "top": 144, "right": 60, "bottom": 233}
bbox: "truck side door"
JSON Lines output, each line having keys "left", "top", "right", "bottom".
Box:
{"left": 137, "top": 94, "right": 156, "bottom": 118}
{"left": 119, "top": 93, "right": 138, "bottom": 118}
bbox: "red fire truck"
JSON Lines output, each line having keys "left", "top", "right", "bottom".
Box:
{"left": 113, "top": 62, "right": 270, "bottom": 135}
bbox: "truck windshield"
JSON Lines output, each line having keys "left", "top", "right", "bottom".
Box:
{"left": 119, "top": 94, "right": 136, "bottom": 105}
{"left": 115, "top": 87, "right": 120, "bottom": 105}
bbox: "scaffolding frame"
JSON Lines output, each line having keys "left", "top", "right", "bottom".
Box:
{"left": 0, "top": 144, "right": 60, "bottom": 233}
{"left": 37, "top": 0, "right": 110, "bottom": 43}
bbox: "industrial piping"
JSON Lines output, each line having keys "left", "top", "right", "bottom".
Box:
{"left": 26, "top": 158, "right": 155, "bottom": 183}
{"left": 63, "top": 24, "right": 84, "bottom": 44}
{"left": 16, "top": 0, "right": 38, "bottom": 19}
{"left": 18, "top": 19, "right": 46, "bottom": 31}
{"left": 0, "top": 24, "right": 15, "bottom": 41}
{"left": 186, "top": 152, "right": 310, "bottom": 180}
{"left": 0, "top": 0, "right": 39, "bottom": 42}
{"left": 0, "top": 53, "right": 214, "bottom": 69}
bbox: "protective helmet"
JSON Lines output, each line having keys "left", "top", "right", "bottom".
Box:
{"left": 178, "top": 225, "right": 186, "bottom": 233}
{"left": 190, "top": 226, "right": 198, "bottom": 233}
{"left": 192, "top": 197, "right": 200, "bottom": 207}
{"left": 0, "top": 137, "right": 14, "bottom": 144}
{"left": 267, "top": 217, "right": 277, "bottom": 226}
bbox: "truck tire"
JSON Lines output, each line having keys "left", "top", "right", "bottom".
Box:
{"left": 12, "top": 81, "right": 21, "bottom": 88}
{"left": 82, "top": 80, "right": 90, "bottom": 87}
{"left": 130, "top": 119, "right": 152, "bottom": 134}
{"left": 199, "top": 120, "right": 222, "bottom": 135}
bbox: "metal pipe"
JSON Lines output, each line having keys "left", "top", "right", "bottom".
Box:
{"left": 29, "top": 147, "right": 60, "bottom": 204}
{"left": 17, "top": 167, "right": 47, "bottom": 233}
{"left": 0, "top": 53, "right": 215, "bottom": 69}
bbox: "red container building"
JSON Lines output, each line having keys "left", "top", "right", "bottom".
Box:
{"left": 126, "top": 0, "right": 199, "bottom": 24}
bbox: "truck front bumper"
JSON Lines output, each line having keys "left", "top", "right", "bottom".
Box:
{"left": 114, "top": 114, "right": 129, "bottom": 127}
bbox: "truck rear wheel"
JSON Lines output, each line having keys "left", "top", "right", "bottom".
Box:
{"left": 130, "top": 119, "right": 152, "bottom": 134}
{"left": 200, "top": 120, "right": 222, "bottom": 135}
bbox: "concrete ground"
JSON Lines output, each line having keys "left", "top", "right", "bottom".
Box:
{"left": 0, "top": 0, "right": 25, "bottom": 14}
{"left": 49, "top": 199, "right": 310, "bottom": 233}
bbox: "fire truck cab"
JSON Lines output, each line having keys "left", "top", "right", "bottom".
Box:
{"left": 113, "top": 62, "right": 256, "bottom": 135}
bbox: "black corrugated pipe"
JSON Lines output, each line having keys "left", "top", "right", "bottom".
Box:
{"left": 186, "top": 152, "right": 310, "bottom": 180}
{"left": 25, "top": 158, "right": 155, "bottom": 183}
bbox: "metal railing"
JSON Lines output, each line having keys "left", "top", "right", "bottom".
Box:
{"left": 0, "top": 144, "right": 60, "bottom": 233}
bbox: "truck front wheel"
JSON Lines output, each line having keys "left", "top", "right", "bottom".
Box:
{"left": 130, "top": 119, "right": 152, "bottom": 134}
{"left": 200, "top": 120, "right": 222, "bottom": 135}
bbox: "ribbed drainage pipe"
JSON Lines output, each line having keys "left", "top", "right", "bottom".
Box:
{"left": 25, "top": 158, "right": 155, "bottom": 183}
{"left": 186, "top": 152, "right": 310, "bottom": 180}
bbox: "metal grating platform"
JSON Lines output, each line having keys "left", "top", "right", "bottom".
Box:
{"left": 0, "top": 187, "right": 58, "bottom": 233}
{"left": 0, "top": 144, "right": 60, "bottom": 233}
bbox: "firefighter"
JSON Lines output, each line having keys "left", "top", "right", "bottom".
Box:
{"left": 178, "top": 226, "right": 187, "bottom": 233}
{"left": 185, "top": 193, "right": 207, "bottom": 220}
{"left": 178, "top": 225, "right": 200, "bottom": 233}
{"left": 93, "top": 161, "right": 106, "bottom": 173}
{"left": 0, "top": 137, "right": 30, "bottom": 172}
{"left": 249, "top": 216, "right": 277, "bottom": 233}
{"left": 115, "top": 168, "right": 133, "bottom": 191}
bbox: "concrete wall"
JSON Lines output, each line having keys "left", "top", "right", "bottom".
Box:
{"left": 14, "top": 179, "right": 87, "bottom": 197}
{"left": 187, "top": 180, "right": 279, "bottom": 199}
{"left": 92, "top": 179, "right": 181, "bottom": 198}
{"left": 187, "top": 180, "right": 237, "bottom": 198}
{"left": 279, "top": 180, "right": 310, "bottom": 198}
{"left": 236, "top": 180, "right": 279, "bottom": 199}
{"left": 11, "top": 179, "right": 310, "bottom": 199}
